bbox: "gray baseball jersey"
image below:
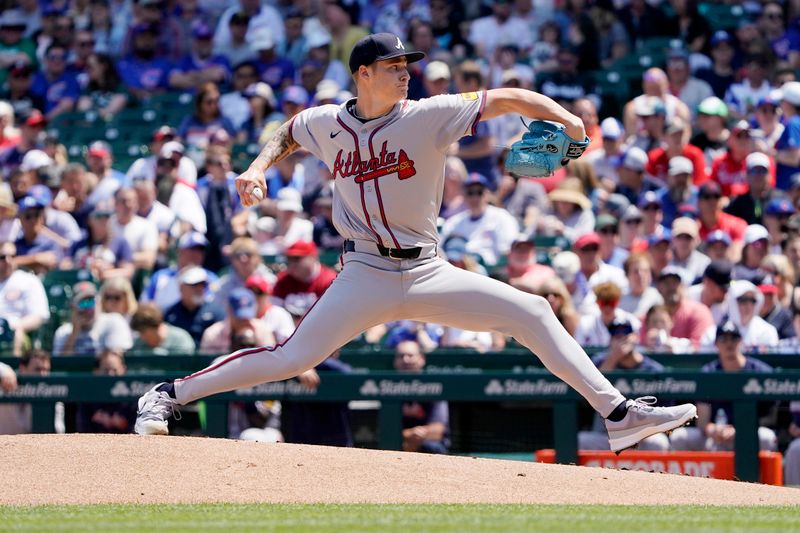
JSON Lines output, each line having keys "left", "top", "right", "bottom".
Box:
{"left": 290, "top": 91, "right": 487, "bottom": 248}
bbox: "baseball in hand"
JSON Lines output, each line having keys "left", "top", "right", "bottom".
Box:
{"left": 252, "top": 187, "right": 264, "bottom": 201}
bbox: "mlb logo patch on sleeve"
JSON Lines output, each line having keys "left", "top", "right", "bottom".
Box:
{"left": 460, "top": 92, "right": 479, "bottom": 101}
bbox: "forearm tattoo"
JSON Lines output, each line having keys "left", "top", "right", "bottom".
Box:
{"left": 251, "top": 121, "right": 299, "bottom": 172}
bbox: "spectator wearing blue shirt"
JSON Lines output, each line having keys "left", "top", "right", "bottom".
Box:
{"left": 652, "top": 157, "right": 698, "bottom": 227}
{"left": 774, "top": 81, "right": 800, "bottom": 191}
{"left": 163, "top": 266, "right": 225, "bottom": 345}
{"left": 177, "top": 82, "right": 236, "bottom": 156}
{"left": 670, "top": 321, "right": 777, "bottom": 452}
{"left": 197, "top": 149, "right": 246, "bottom": 272}
{"left": 141, "top": 232, "right": 220, "bottom": 311}
{"left": 452, "top": 61, "right": 497, "bottom": 188}
{"left": 84, "top": 141, "right": 129, "bottom": 208}
{"left": 249, "top": 27, "right": 295, "bottom": 93}
{"left": 117, "top": 23, "right": 172, "bottom": 101}
{"left": 14, "top": 195, "right": 65, "bottom": 275}
{"left": 168, "top": 21, "right": 231, "bottom": 92}
{"left": 64, "top": 202, "right": 135, "bottom": 282}
{"left": 394, "top": 340, "right": 450, "bottom": 454}
{"left": 30, "top": 43, "right": 80, "bottom": 121}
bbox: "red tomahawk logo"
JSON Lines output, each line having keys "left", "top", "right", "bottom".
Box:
{"left": 354, "top": 150, "right": 416, "bottom": 183}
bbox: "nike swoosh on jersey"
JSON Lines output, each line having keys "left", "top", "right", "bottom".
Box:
{"left": 330, "top": 130, "right": 342, "bottom": 138}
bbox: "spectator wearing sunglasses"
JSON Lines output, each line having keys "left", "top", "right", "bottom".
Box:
{"left": 734, "top": 224, "right": 771, "bottom": 284}
{"left": 669, "top": 217, "right": 709, "bottom": 282}
{"left": 14, "top": 195, "right": 66, "bottom": 275}
{"left": 700, "top": 281, "right": 778, "bottom": 349}
{"left": 0, "top": 241, "right": 49, "bottom": 356}
{"left": 595, "top": 214, "right": 628, "bottom": 270}
{"left": 30, "top": 42, "right": 79, "bottom": 120}
{"left": 575, "top": 282, "right": 640, "bottom": 348}
{"left": 212, "top": 237, "right": 275, "bottom": 310}
{"left": 696, "top": 181, "right": 747, "bottom": 250}
{"left": 571, "top": 232, "right": 627, "bottom": 311}
{"left": 164, "top": 266, "right": 225, "bottom": 345}
{"left": 724, "top": 152, "right": 781, "bottom": 225}
{"left": 761, "top": 198, "right": 795, "bottom": 254}
{"left": 656, "top": 265, "right": 714, "bottom": 349}
{"left": 652, "top": 155, "right": 697, "bottom": 230}
{"left": 53, "top": 281, "right": 133, "bottom": 356}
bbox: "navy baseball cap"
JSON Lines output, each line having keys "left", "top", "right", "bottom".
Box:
{"left": 178, "top": 231, "right": 208, "bottom": 250}
{"left": 464, "top": 172, "right": 491, "bottom": 189}
{"left": 228, "top": 288, "right": 257, "bottom": 320}
{"left": 637, "top": 190, "right": 660, "bottom": 209}
{"left": 706, "top": 229, "right": 732, "bottom": 246}
{"left": 348, "top": 33, "right": 425, "bottom": 73}
{"left": 17, "top": 195, "right": 45, "bottom": 212}
{"left": 710, "top": 30, "right": 732, "bottom": 47}
{"left": 716, "top": 320, "right": 742, "bottom": 340}
{"left": 765, "top": 198, "right": 796, "bottom": 216}
{"left": 647, "top": 229, "right": 672, "bottom": 247}
{"left": 607, "top": 317, "right": 634, "bottom": 337}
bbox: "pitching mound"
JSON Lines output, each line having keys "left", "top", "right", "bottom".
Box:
{"left": 2, "top": 434, "right": 798, "bottom": 506}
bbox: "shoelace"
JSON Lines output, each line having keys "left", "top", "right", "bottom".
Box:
{"left": 629, "top": 396, "right": 658, "bottom": 412}
{"left": 140, "top": 391, "right": 182, "bottom": 421}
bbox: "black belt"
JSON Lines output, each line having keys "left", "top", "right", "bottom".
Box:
{"left": 343, "top": 239, "right": 421, "bottom": 259}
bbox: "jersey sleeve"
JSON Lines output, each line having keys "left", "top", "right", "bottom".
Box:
{"left": 417, "top": 91, "right": 488, "bottom": 152}
{"left": 290, "top": 106, "right": 334, "bottom": 161}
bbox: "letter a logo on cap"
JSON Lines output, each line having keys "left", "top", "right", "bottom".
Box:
{"left": 395, "top": 36, "right": 403, "bottom": 50}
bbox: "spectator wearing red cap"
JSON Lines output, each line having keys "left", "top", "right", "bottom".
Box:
{"left": 84, "top": 140, "right": 129, "bottom": 207}
{"left": 0, "top": 110, "right": 45, "bottom": 178}
{"left": 271, "top": 240, "right": 337, "bottom": 313}
{"left": 758, "top": 282, "right": 794, "bottom": 339}
{"left": 127, "top": 126, "right": 198, "bottom": 189}
{"left": 696, "top": 181, "right": 747, "bottom": 250}
{"left": 245, "top": 274, "right": 294, "bottom": 344}
{"left": 571, "top": 232, "right": 627, "bottom": 311}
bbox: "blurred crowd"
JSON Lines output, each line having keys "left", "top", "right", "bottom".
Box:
{"left": 2, "top": 0, "right": 800, "bottom": 473}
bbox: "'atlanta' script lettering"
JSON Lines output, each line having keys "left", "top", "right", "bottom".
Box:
{"left": 332, "top": 141, "right": 416, "bottom": 182}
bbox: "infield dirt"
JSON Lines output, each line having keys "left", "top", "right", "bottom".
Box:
{"left": 2, "top": 434, "right": 799, "bottom": 506}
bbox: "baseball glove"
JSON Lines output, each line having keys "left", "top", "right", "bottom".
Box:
{"left": 504, "top": 119, "right": 591, "bottom": 178}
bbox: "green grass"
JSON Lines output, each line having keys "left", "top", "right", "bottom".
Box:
{"left": 0, "top": 504, "right": 797, "bottom": 532}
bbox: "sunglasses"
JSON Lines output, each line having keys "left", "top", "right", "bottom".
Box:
{"left": 598, "top": 227, "right": 617, "bottom": 235}
{"left": 598, "top": 299, "right": 619, "bottom": 308}
{"left": 465, "top": 188, "right": 485, "bottom": 197}
{"left": 717, "top": 334, "right": 741, "bottom": 342}
{"left": 77, "top": 40, "right": 95, "bottom": 47}
{"left": 700, "top": 194, "right": 721, "bottom": 200}
{"left": 21, "top": 210, "right": 42, "bottom": 220}
{"left": 758, "top": 106, "right": 777, "bottom": 114}
{"left": 104, "top": 294, "right": 124, "bottom": 302}
{"left": 624, "top": 218, "right": 642, "bottom": 225}
{"left": 737, "top": 297, "right": 757, "bottom": 304}
{"left": 233, "top": 251, "right": 254, "bottom": 260}
{"left": 47, "top": 53, "right": 66, "bottom": 60}
{"left": 76, "top": 299, "right": 95, "bottom": 310}
{"left": 643, "top": 204, "right": 661, "bottom": 211}
{"left": 579, "top": 245, "right": 599, "bottom": 252}
{"left": 206, "top": 159, "right": 223, "bottom": 166}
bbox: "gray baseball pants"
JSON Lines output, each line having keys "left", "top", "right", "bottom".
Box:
{"left": 175, "top": 248, "right": 626, "bottom": 416}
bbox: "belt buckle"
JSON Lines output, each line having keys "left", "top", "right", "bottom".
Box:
{"left": 388, "top": 248, "right": 402, "bottom": 259}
